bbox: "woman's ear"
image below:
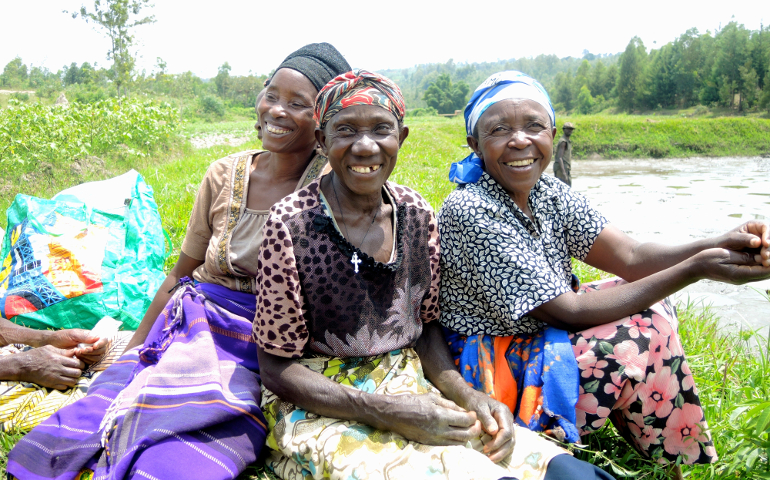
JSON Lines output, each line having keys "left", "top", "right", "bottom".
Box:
{"left": 467, "top": 135, "right": 482, "bottom": 159}
{"left": 315, "top": 128, "right": 328, "bottom": 155}
{"left": 398, "top": 125, "right": 410, "bottom": 147}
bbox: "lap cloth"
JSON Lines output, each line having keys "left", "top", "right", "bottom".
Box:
{"left": 0, "top": 330, "right": 132, "bottom": 432}
{"left": 262, "top": 348, "right": 568, "bottom": 480}
{"left": 446, "top": 278, "right": 717, "bottom": 465}
{"left": 7, "top": 280, "right": 267, "bottom": 480}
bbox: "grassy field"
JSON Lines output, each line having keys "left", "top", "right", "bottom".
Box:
{"left": 1, "top": 115, "right": 770, "bottom": 478}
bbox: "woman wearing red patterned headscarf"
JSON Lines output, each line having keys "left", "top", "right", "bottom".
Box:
{"left": 253, "top": 69, "right": 616, "bottom": 480}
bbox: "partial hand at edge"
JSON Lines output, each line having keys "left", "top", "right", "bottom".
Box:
{"left": 14, "top": 345, "right": 85, "bottom": 390}
{"left": 694, "top": 247, "right": 770, "bottom": 284}
{"left": 716, "top": 221, "right": 770, "bottom": 267}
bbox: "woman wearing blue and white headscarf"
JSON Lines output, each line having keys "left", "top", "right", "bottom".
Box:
{"left": 438, "top": 71, "right": 770, "bottom": 468}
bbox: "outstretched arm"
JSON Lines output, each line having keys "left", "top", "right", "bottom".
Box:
{"left": 531, "top": 237, "right": 770, "bottom": 331}
{"left": 257, "top": 347, "right": 482, "bottom": 447}
{"left": 585, "top": 221, "right": 770, "bottom": 282}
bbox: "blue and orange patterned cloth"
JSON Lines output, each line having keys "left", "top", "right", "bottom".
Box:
{"left": 444, "top": 326, "right": 581, "bottom": 443}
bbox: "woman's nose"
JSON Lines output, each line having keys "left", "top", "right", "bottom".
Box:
{"left": 508, "top": 130, "right": 531, "bottom": 148}
{"left": 269, "top": 102, "right": 286, "bottom": 118}
{"left": 351, "top": 133, "right": 379, "bottom": 156}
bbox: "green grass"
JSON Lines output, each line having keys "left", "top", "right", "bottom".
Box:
{"left": 2, "top": 116, "right": 770, "bottom": 479}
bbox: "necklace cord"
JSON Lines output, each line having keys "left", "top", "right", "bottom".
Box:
{"left": 330, "top": 174, "right": 379, "bottom": 249}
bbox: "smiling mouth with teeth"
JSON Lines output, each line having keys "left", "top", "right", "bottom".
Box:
{"left": 350, "top": 165, "right": 381, "bottom": 173}
{"left": 504, "top": 159, "right": 536, "bottom": 167}
{"left": 266, "top": 124, "right": 292, "bottom": 135}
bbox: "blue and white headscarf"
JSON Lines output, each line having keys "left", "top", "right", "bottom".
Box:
{"left": 449, "top": 71, "right": 556, "bottom": 184}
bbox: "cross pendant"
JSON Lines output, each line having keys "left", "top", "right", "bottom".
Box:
{"left": 351, "top": 252, "right": 362, "bottom": 274}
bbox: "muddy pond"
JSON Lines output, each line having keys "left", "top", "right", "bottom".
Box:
{"left": 556, "top": 156, "right": 770, "bottom": 338}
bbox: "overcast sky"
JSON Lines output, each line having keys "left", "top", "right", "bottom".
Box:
{"left": 1, "top": 1, "right": 766, "bottom": 79}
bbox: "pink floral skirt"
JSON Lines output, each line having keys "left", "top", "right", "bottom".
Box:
{"left": 569, "top": 278, "right": 717, "bottom": 464}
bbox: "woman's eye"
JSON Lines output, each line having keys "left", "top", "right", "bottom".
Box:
{"left": 336, "top": 126, "right": 354, "bottom": 135}
{"left": 291, "top": 102, "right": 309, "bottom": 109}
{"left": 375, "top": 125, "right": 392, "bottom": 134}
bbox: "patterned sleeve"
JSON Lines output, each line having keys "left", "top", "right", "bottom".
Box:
{"left": 442, "top": 194, "right": 570, "bottom": 325}
{"left": 561, "top": 187, "right": 608, "bottom": 261}
{"left": 420, "top": 209, "right": 441, "bottom": 323}
{"left": 253, "top": 212, "right": 309, "bottom": 358}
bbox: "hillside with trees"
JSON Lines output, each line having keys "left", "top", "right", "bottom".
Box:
{"left": 2, "top": 19, "right": 769, "bottom": 118}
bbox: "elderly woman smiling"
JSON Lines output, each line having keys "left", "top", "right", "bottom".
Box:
{"left": 439, "top": 71, "right": 770, "bottom": 468}
{"left": 254, "top": 70, "right": 616, "bottom": 480}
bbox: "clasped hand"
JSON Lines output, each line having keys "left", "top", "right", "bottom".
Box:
{"left": 385, "top": 390, "right": 514, "bottom": 463}
{"left": 698, "top": 221, "right": 770, "bottom": 283}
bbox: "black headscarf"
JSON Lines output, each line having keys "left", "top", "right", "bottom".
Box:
{"left": 276, "top": 43, "right": 351, "bottom": 92}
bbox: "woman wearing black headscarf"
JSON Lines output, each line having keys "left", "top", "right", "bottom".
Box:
{"left": 7, "top": 43, "right": 351, "bottom": 480}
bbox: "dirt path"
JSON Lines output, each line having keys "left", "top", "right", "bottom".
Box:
{"left": 0, "top": 90, "right": 35, "bottom": 95}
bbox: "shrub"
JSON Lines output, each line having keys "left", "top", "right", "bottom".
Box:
{"left": 200, "top": 95, "right": 225, "bottom": 117}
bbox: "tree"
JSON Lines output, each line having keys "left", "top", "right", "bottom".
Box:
{"left": 215, "top": 62, "right": 231, "bottom": 99}
{"left": 617, "top": 37, "right": 648, "bottom": 111}
{"left": 69, "top": 0, "right": 155, "bottom": 97}
{"left": 422, "top": 74, "right": 469, "bottom": 114}
{"left": 576, "top": 85, "right": 595, "bottom": 114}
{"left": 1, "top": 57, "right": 28, "bottom": 88}
{"left": 711, "top": 21, "right": 750, "bottom": 108}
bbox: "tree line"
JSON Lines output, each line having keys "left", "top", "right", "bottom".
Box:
{"left": 2, "top": 16, "right": 769, "bottom": 117}
{"left": 389, "top": 21, "right": 770, "bottom": 115}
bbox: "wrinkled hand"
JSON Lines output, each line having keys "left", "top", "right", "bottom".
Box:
{"left": 46, "top": 329, "right": 99, "bottom": 349}
{"left": 454, "top": 388, "right": 515, "bottom": 463}
{"left": 382, "top": 393, "right": 482, "bottom": 446}
{"left": 46, "top": 329, "right": 108, "bottom": 364}
{"left": 16, "top": 346, "right": 85, "bottom": 390}
{"left": 695, "top": 248, "right": 770, "bottom": 284}
{"left": 717, "top": 221, "right": 770, "bottom": 267}
{"left": 75, "top": 336, "right": 110, "bottom": 365}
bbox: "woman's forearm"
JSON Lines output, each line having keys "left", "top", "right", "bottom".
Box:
{"left": 531, "top": 256, "right": 700, "bottom": 330}
{"left": 612, "top": 238, "right": 716, "bottom": 281}
{"left": 258, "top": 348, "right": 403, "bottom": 431}
{"left": 416, "top": 322, "right": 476, "bottom": 405}
{"left": 0, "top": 318, "right": 50, "bottom": 348}
{"left": 584, "top": 224, "right": 716, "bottom": 282}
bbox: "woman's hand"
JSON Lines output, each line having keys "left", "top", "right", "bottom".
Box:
{"left": 454, "top": 388, "right": 515, "bottom": 463}
{"left": 8, "top": 346, "right": 85, "bottom": 390}
{"left": 693, "top": 247, "right": 770, "bottom": 284}
{"left": 378, "top": 393, "right": 482, "bottom": 446}
{"left": 715, "top": 221, "right": 770, "bottom": 267}
{"left": 74, "top": 337, "right": 110, "bottom": 365}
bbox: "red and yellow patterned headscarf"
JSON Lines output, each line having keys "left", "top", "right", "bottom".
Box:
{"left": 314, "top": 69, "right": 406, "bottom": 129}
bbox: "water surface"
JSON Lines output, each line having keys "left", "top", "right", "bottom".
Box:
{"left": 558, "top": 156, "right": 770, "bottom": 336}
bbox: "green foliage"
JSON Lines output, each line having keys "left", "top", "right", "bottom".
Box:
{"left": 0, "top": 98, "right": 180, "bottom": 184}
{"left": 0, "top": 57, "right": 28, "bottom": 88}
{"left": 560, "top": 114, "right": 770, "bottom": 158}
{"left": 405, "top": 107, "right": 439, "bottom": 117}
{"left": 576, "top": 85, "right": 595, "bottom": 114}
{"left": 199, "top": 94, "right": 226, "bottom": 117}
{"left": 422, "top": 74, "right": 469, "bottom": 114}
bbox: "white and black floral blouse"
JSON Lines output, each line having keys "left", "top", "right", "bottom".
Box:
{"left": 438, "top": 172, "right": 608, "bottom": 336}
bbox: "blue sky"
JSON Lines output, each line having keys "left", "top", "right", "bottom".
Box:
{"left": 1, "top": 0, "right": 766, "bottom": 78}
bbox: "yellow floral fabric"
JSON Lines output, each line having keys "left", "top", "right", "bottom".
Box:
{"left": 262, "top": 348, "right": 567, "bottom": 480}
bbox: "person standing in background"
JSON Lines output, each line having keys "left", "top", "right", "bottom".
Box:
{"left": 553, "top": 121, "right": 574, "bottom": 186}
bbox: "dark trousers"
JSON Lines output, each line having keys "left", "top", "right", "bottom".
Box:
{"left": 500, "top": 453, "right": 616, "bottom": 480}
